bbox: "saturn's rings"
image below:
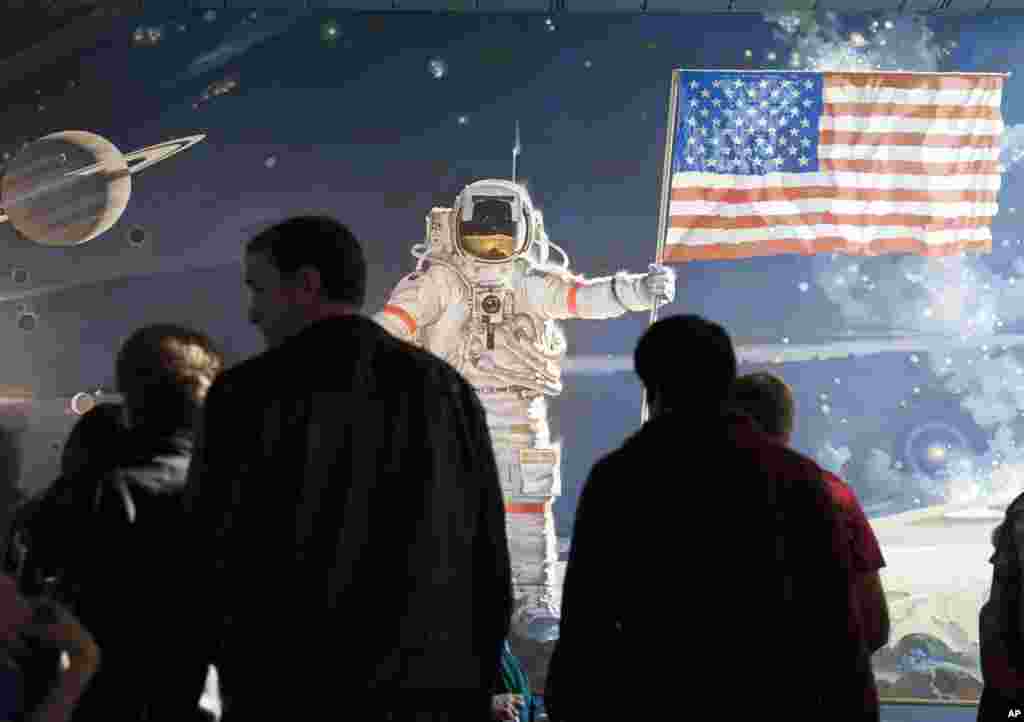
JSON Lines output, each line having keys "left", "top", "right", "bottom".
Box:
{"left": 116, "top": 133, "right": 206, "bottom": 175}
{"left": 0, "top": 134, "right": 206, "bottom": 224}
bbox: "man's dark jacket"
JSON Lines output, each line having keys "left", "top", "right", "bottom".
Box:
{"left": 182, "top": 315, "right": 513, "bottom": 720}
{"left": 544, "top": 408, "right": 878, "bottom": 722}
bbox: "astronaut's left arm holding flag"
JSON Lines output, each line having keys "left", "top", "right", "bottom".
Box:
{"left": 525, "top": 262, "right": 676, "bottom": 321}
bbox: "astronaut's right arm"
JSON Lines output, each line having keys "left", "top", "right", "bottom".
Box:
{"left": 372, "top": 265, "right": 457, "bottom": 345}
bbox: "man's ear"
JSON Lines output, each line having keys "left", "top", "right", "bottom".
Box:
{"left": 295, "top": 266, "right": 324, "bottom": 300}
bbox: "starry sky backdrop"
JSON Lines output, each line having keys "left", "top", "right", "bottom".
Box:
{"left": 2, "top": 9, "right": 1024, "bottom": 538}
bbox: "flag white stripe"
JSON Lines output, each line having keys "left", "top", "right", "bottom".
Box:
{"left": 669, "top": 199, "right": 999, "bottom": 218}
{"left": 670, "top": 171, "right": 1001, "bottom": 192}
{"left": 667, "top": 225, "right": 991, "bottom": 246}
{"left": 819, "top": 116, "right": 1003, "bottom": 134}
{"left": 822, "top": 86, "right": 1002, "bottom": 107}
{"left": 817, "top": 145, "right": 1000, "bottom": 162}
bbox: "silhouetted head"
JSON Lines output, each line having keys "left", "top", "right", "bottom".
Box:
{"left": 244, "top": 216, "right": 366, "bottom": 348}
{"left": 728, "top": 372, "right": 796, "bottom": 445}
{"left": 115, "top": 324, "right": 224, "bottom": 434}
{"left": 634, "top": 314, "right": 737, "bottom": 419}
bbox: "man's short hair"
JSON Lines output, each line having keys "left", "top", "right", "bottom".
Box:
{"left": 729, "top": 372, "right": 795, "bottom": 439}
{"left": 116, "top": 324, "right": 224, "bottom": 433}
{"left": 245, "top": 215, "right": 367, "bottom": 309}
{"left": 634, "top": 314, "right": 737, "bottom": 409}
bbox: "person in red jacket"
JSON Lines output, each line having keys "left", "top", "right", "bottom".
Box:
{"left": 728, "top": 371, "right": 891, "bottom": 655}
{"left": 544, "top": 315, "right": 877, "bottom": 722}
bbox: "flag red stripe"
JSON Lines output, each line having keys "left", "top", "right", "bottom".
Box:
{"left": 823, "top": 103, "right": 1000, "bottom": 120}
{"left": 818, "top": 158, "right": 1000, "bottom": 174}
{"left": 670, "top": 186, "right": 997, "bottom": 204}
{"left": 669, "top": 214, "right": 991, "bottom": 231}
{"left": 662, "top": 237, "right": 992, "bottom": 262}
{"left": 819, "top": 130, "right": 999, "bottom": 148}
{"left": 823, "top": 73, "right": 1003, "bottom": 90}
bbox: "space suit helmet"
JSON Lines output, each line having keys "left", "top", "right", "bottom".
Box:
{"left": 454, "top": 179, "right": 533, "bottom": 264}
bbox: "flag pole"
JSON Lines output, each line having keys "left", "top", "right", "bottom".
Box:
{"left": 640, "top": 69, "right": 683, "bottom": 425}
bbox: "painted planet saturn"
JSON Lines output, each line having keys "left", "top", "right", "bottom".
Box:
{"left": 0, "top": 130, "right": 204, "bottom": 247}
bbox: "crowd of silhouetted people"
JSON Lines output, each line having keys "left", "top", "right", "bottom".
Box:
{"left": 2, "top": 214, "right": 1022, "bottom": 722}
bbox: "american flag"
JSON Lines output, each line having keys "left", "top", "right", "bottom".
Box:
{"left": 663, "top": 70, "right": 1005, "bottom": 263}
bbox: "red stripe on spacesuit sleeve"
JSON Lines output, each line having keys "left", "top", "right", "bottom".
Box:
{"left": 567, "top": 282, "right": 582, "bottom": 316}
{"left": 382, "top": 304, "right": 417, "bottom": 335}
{"left": 505, "top": 501, "right": 551, "bottom": 514}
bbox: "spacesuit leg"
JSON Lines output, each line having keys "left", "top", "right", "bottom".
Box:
{"left": 499, "top": 444, "right": 562, "bottom": 633}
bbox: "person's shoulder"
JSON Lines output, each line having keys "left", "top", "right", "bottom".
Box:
{"left": 820, "top": 468, "right": 860, "bottom": 509}
{"left": 207, "top": 352, "right": 267, "bottom": 400}
{"left": 375, "top": 328, "right": 465, "bottom": 389}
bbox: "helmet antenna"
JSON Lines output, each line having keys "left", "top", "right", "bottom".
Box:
{"left": 512, "top": 120, "right": 521, "bottom": 186}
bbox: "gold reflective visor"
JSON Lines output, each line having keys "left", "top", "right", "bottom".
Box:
{"left": 459, "top": 232, "right": 520, "bottom": 261}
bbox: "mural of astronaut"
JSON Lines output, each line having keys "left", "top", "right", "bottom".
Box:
{"left": 373, "top": 179, "right": 675, "bottom": 650}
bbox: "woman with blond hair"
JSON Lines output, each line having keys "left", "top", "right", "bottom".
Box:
{"left": 29, "top": 324, "right": 224, "bottom": 722}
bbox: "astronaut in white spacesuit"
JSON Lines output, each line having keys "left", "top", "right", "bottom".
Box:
{"left": 373, "top": 179, "right": 675, "bottom": 644}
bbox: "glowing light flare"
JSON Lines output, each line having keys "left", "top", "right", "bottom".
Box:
{"left": 69, "top": 392, "right": 96, "bottom": 416}
{"left": 927, "top": 445, "right": 947, "bottom": 463}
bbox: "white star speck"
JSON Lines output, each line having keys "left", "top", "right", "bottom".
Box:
{"left": 800, "top": 137, "right": 811, "bottom": 147}
{"left": 701, "top": 88, "right": 711, "bottom": 98}
{"left": 798, "top": 156, "right": 809, "bottom": 166}
{"left": 800, "top": 118, "right": 810, "bottom": 128}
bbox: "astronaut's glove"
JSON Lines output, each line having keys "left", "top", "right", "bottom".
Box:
{"left": 642, "top": 263, "right": 676, "bottom": 305}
